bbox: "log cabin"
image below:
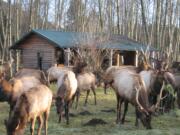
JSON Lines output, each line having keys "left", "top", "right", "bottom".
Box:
{"left": 10, "top": 29, "right": 157, "bottom": 70}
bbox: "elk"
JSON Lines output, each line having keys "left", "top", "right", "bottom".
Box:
{"left": 104, "top": 66, "right": 137, "bottom": 94}
{"left": 55, "top": 70, "right": 77, "bottom": 124}
{"left": 106, "top": 68, "right": 164, "bottom": 129}
{"left": 108, "top": 69, "right": 154, "bottom": 129}
{"left": 75, "top": 72, "right": 97, "bottom": 108}
{"left": 47, "top": 65, "right": 72, "bottom": 84}
{"left": 4, "top": 84, "right": 53, "bottom": 135}
{"left": 0, "top": 72, "right": 42, "bottom": 116}
{"left": 14, "top": 68, "right": 48, "bottom": 85}
{"left": 175, "top": 74, "right": 180, "bottom": 108}
{"left": 151, "top": 70, "right": 177, "bottom": 112}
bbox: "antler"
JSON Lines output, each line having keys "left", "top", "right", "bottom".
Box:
{"left": 135, "top": 87, "right": 149, "bottom": 115}
{"left": 155, "top": 81, "right": 166, "bottom": 108}
{"left": 140, "top": 45, "right": 153, "bottom": 70}
{"left": 164, "top": 47, "right": 172, "bottom": 70}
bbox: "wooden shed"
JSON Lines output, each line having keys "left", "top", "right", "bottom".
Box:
{"left": 10, "top": 30, "right": 92, "bottom": 70}
{"left": 10, "top": 29, "right": 157, "bottom": 70}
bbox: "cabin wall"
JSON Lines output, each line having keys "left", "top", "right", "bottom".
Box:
{"left": 19, "top": 34, "right": 56, "bottom": 70}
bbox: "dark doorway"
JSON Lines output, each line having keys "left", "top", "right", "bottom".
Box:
{"left": 123, "top": 51, "right": 136, "bottom": 65}
{"left": 37, "top": 52, "right": 43, "bottom": 70}
{"left": 56, "top": 49, "right": 65, "bottom": 65}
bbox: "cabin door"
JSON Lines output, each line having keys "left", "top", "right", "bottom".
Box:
{"left": 37, "top": 52, "right": 43, "bottom": 70}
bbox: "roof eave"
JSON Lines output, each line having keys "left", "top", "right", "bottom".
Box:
{"left": 9, "top": 30, "right": 62, "bottom": 50}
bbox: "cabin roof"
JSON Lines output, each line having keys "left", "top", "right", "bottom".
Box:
{"left": 10, "top": 29, "right": 157, "bottom": 51}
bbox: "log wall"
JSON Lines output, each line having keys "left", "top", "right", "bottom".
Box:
{"left": 19, "top": 34, "right": 56, "bottom": 70}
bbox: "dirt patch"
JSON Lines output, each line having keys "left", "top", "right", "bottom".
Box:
{"left": 101, "top": 109, "right": 116, "bottom": 113}
{"left": 69, "top": 113, "right": 76, "bottom": 117}
{"left": 83, "top": 118, "right": 107, "bottom": 126}
{"left": 79, "top": 111, "right": 92, "bottom": 116}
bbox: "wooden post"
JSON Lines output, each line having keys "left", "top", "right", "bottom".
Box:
{"left": 16, "top": 50, "right": 19, "bottom": 71}
{"left": 116, "top": 53, "right": 120, "bottom": 66}
{"left": 152, "top": 51, "right": 155, "bottom": 68}
{"left": 135, "top": 51, "right": 138, "bottom": 67}
{"left": 109, "top": 49, "right": 113, "bottom": 67}
{"left": 67, "top": 48, "right": 70, "bottom": 66}
{"left": 121, "top": 55, "right": 124, "bottom": 65}
{"left": 64, "top": 48, "right": 70, "bottom": 66}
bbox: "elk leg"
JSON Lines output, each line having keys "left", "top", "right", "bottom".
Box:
{"left": 70, "top": 94, "right": 76, "bottom": 107}
{"left": 65, "top": 102, "right": 69, "bottom": 125}
{"left": 30, "top": 117, "right": 36, "bottom": 135}
{"left": 37, "top": 115, "right": 43, "bottom": 135}
{"left": 121, "top": 101, "right": 128, "bottom": 124}
{"left": 59, "top": 113, "right": 62, "bottom": 123}
{"left": 44, "top": 111, "right": 49, "bottom": 135}
{"left": 104, "top": 83, "right": 107, "bottom": 94}
{"left": 135, "top": 108, "right": 139, "bottom": 127}
{"left": 92, "top": 87, "right": 97, "bottom": 105}
{"left": 9, "top": 103, "right": 14, "bottom": 118}
{"left": 116, "top": 95, "right": 123, "bottom": 124}
{"left": 177, "top": 89, "right": 180, "bottom": 109}
{"left": 75, "top": 91, "right": 80, "bottom": 109}
{"left": 84, "top": 90, "right": 90, "bottom": 106}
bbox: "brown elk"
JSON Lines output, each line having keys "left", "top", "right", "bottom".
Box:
{"left": 75, "top": 72, "right": 97, "bottom": 108}
{"left": 104, "top": 66, "right": 137, "bottom": 94}
{"left": 0, "top": 72, "right": 42, "bottom": 116}
{"left": 151, "top": 70, "right": 177, "bottom": 112}
{"left": 108, "top": 69, "right": 154, "bottom": 129}
{"left": 175, "top": 74, "right": 180, "bottom": 108}
{"left": 47, "top": 65, "right": 72, "bottom": 84}
{"left": 4, "top": 84, "right": 52, "bottom": 135}
{"left": 55, "top": 70, "right": 77, "bottom": 124}
{"left": 14, "top": 68, "right": 48, "bottom": 85}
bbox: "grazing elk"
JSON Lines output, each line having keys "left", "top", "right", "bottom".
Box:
{"left": 0, "top": 72, "right": 42, "bottom": 116}
{"left": 55, "top": 70, "right": 77, "bottom": 124}
{"left": 175, "top": 74, "right": 180, "bottom": 108}
{"left": 4, "top": 84, "right": 53, "bottom": 135}
{"left": 47, "top": 65, "right": 72, "bottom": 84}
{"left": 109, "top": 69, "right": 154, "bottom": 129}
{"left": 104, "top": 66, "right": 137, "bottom": 94}
{"left": 151, "top": 70, "right": 177, "bottom": 112}
{"left": 14, "top": 68, "right": 48, "bottom": 85}
{"left": 75, "top": 72, "right": 97, "bottom": 108}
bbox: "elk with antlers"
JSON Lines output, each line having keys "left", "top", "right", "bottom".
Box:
{"left": 107, "top": 68, "right": 154, "bottom": 129}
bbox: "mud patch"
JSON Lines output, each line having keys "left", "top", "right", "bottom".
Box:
{"left": 79, "top": 111, "right": 92, "bottom": 116}
{"left": 69, "top": 113, "right": 76, "bottom": 117}
{"left": 83, "top": 118, "right": 107, "bottom": 126}
{"left": 101, "top": 109, "right": 116, "bottom": 113}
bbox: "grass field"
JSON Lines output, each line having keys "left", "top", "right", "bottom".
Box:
{"left": 0, "top": 85, "right": 180, "bottom": 135}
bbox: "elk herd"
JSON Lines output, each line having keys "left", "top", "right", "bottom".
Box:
{"left": 0, "top": 54, "right": 180, "bottom": 135}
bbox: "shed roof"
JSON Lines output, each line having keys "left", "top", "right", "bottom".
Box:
{"left": 10, "top": 29, "right": 157, "bottom": 51}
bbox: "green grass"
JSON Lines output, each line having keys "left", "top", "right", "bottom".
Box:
{"left": 1, "top": 86, "right": 180, "bottom": 135}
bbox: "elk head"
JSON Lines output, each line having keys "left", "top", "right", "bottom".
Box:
{"left": 4, "top": 116, "right": 23, "bottom": 135}
{"left": 135, "top": 87, "right": 152, "bottom": 129}
{"left": 55, "top": 96, "right": 65, "bottom": 123}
